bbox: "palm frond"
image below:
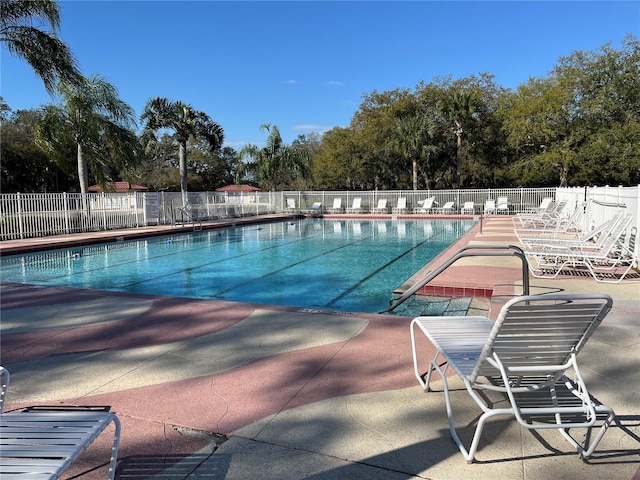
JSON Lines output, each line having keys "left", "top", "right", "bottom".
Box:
{"left": 0, "top": 0, "right": 61, "bottom": 30}
{"left": 1, "top": 25, "right": 80, "bottom": 93}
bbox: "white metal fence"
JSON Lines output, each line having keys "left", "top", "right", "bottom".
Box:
{"left": 0, "top": 191, "right": 280, "bottom": 241}
{"left": 0, "top": 192, "right": 147, "bottom": 241}
{"left": 282, "top": 188, "right": 557, "bottom": 215}
{"left": 1, "top": 187, "right": 638, "bottom": 263}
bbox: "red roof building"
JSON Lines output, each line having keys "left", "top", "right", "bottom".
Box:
{"left": 88, "top": 182, "right": 149, "bottom": 192}
{"left": 215, "top": 184, "right": 261, "bottom": 192}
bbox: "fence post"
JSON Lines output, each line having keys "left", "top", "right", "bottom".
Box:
{"left": 17, "top": 192, "right": 24, "bottom": 239}
{"left": 63, "top": 192, "right": 70, "bottom": 234}
{"left": 134, "top": 193, "right": 140, "bottom": 227}
{"left": 143, "top": 192, "right": 148, "bottom": 226}
{"left": 99, "top": 193, "right": 105, "bottom": 230}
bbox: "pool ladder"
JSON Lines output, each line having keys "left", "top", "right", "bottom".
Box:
{"left": 174, "top": 205, "right": 202, "bottom": 231}
{"left": 383, "top": 244, "right": 529, "bottom": 314}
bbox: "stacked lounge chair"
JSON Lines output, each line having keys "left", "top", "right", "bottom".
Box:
{"left": 522, "top": 212, "right": 636, "bottom": 283}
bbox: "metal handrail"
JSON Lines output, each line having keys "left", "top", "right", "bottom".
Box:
{"left": 591, "top": 199, "right": 627, "bottom": 208}
{"left": 382, "top": 244, "right": 529, "bottom": 313}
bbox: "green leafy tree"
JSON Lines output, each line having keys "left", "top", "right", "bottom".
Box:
{"left": 390, "top": 113, "right": 438, "bottom": 190}
{"left": 351, "top": 88, "right": 416, "bottom": 189}
{"left": 567, "top": 35, "right": 640, "bottom": 185}
{"left": 237, "top": 124, "right": 311, "bottom": 191}
{"left": 449, "top": 74, "right": 510, "bottom": 188}
{"left": 498, "top": 36, "right": 640, "bottom": 187}
{"left": 188, "top": 142, "right": 237, "bottom": 190}
{"left": 141, "top": 98, "right": 224, "bottom": 204}
{"left": 0, "top": 0, "right": 81, "bottom": 93}
{"left": 0, "top": 96, "right": 11, "bottom": 121}
{"left": 290, "top": 132, "right": 322, "bottom": 190}
{"left": 1, "top": 106, "right": 76, "bottom": 192}
{"left": 131, "top": 132, "right": 179, "bottom": 191}
{"left": 313, "top": 127, "right": 363, "bottom": 189}
{"left": 440, "top": 89, "right": 478, "bottom": 188}
{"left": 36, "top": 74, "right": 139, "bottom": 194}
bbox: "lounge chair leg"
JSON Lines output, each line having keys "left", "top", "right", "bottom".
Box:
{"left": 108, "top": 415, "right": 122, "bottom": 480}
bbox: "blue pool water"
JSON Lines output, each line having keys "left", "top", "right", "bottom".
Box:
{"left": 1, "top": 218, "right": 475, "bottom": 313}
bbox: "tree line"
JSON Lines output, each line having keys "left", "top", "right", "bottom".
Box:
{"left": 1, "top": 1, "right": 638, "bottom": 198}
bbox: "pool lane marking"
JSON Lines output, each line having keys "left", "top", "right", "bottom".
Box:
{"left": 205, "top": 234, "right": 377, "bottom": 298}
{"left": 203, "top": 222, "right": 454, "bottom": 303}
{"left": 324, "top": 225, "right": 448, "bottom": 309}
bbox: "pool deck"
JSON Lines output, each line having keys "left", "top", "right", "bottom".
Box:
{"left": 1, "top": 215, "right": 639, "bottom": 480}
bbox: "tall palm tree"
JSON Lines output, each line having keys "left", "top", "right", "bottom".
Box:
{"left": 141, "top": 97, "right": 224, "bottom": 205}
{"left": 390, "top": 113, "right": 438, "bottom": 190}
{"left": 237, "top": 123, "right": 311, "bottom": 191}
{"left": 0, "top": 0, "right": 82, "bottom": 93}
{"left": 36, "top": 74, "right": 139, "bottom": 194}
{"left": 441, "top": 89, "right": 476, "bottom": 188}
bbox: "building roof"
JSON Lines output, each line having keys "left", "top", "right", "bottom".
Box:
{"left": 215, "top": 184, "right": 262, "bottom": 192}
{"left": 88, "top": 182, "right": 149, "bottom": 192}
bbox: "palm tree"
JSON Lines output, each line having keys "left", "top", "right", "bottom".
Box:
{"left": 141, "top": 97, "right": 224, "bottom": 205}
{"left": 237, "top": 124, "right": 311, "bottom": 191}
{"left": 441, "top": 89, "right": 476, "bottom": 188}
{"left": 390, "top": 113, "right": 438, "bottom": 190}
{"left": 0, "top": 0, "right": 82, "bottom": 93}
{"left": 36, "top": 74, "right": 139, "bottom": 194}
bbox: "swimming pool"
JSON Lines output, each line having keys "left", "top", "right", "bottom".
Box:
{"left": 1, "top": 218, "right": 475, "bottom": 313}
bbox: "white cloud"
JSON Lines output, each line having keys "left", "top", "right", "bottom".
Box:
{"left": 327, "top": 80, "right": 344, "bottom": 87}
{"left": 293, "top": 124, "right": 335, "bottom": 134}
{"left": 285, "top": 79, "right": 298, "bottom": 84}
{"left": 223, "top": 139, "right": 249, "bottom": 148}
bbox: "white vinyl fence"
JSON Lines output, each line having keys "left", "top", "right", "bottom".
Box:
{"left": 556, "top": 185, "right": 639, "bottom": 243}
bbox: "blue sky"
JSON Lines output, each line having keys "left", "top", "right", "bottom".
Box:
{"left": 1, "top": 1, "right": 638, "bottom": 147}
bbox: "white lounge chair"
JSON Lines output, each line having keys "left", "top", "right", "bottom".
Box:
{"left": 328, "top": 198, "right": 343, "bottom": 213}
{"left": 346, "top": 197, "right": 363, "bottom": 214}
{"left": 513, "top": 199, "right": 567, "bottom": 228}
{"left": 306, "top": 202, "right": 322, "bottom": 214}
{"left": 410, "top": 294, "right": 615, "bottom": 463}
{"left": 460, "top": 201, "right": 474, "bottom": 214}
{"left": 496, "top": 196, "right": 509, "bottom": 214}
{"left": 521, "top": 196, "right": 553, "bottom": 215}
{"left": 413, "top": 196, "right": 436, "bottom": 214}
{"left": 392, "top": 197, "right": 407, "bottom": 214}
{"left": 483, "top": 199, "right": 496, "bottom": 215}
{"left": 524, "top": 213, "right": 635, "bottom": 283}
{"left": 0, "top": 366, "right": 121, "bottom": 479}
{"left": 610, "top": 225, "right": 638, "bottom": 273}
{"left": 520, "top": 210, "right": 625, "bottom": 249}
{"left": 436, "top": 201, "right": 455, "bottom": 214}
{"left": 286, "top": 198, "right": 297, "bottom": 212}
{"left": 515, "top": 204, "right": 585, "bottom": 244}
{"left": 371, "top": 198, "right": 388, "bottom": 214}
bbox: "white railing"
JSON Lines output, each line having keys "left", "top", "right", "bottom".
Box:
{"left": 0, "top": 192, "right": 146, "bottom": 241}
{"left": 0, "top": 191, "right": 280, "bottom": 240}
{"left": 282, "top": 188, "right": 557, "bottom": 215}
{"left": 2, "top": 187, "right": 638, "bottom": 263}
